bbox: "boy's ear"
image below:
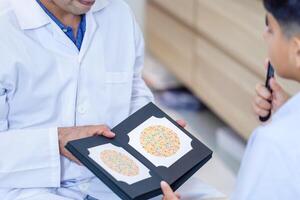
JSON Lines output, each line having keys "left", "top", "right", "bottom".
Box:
{"left": 292, "top": 36, "right": 300, "bottom": 69}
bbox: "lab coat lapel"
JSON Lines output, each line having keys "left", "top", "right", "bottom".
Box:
{"left": 50, "top": 22, "right": 79, "bottom": 55}
{"left": 79, "top": 11, "right": 98, "bottom": 63}
{"left": 79, "top": 0, "right": 109, "bottom": 62}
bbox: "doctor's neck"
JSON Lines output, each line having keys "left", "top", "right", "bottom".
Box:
{"left": 39, "top": 0, "right": 82, "bottom": 29}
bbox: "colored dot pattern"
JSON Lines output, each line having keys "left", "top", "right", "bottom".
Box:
{"left": 100, "top": 150, "right": 140, "bottom": 177}
{"left": 140, "top": 125, "right": 181, "bottom": 157}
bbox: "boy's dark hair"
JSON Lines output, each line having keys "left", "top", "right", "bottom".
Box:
{"left": 263, "top": 0, "right": 300, "bottom": 37}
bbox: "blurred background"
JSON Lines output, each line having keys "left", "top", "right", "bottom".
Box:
{"left": 125, "top": 0, "right": 300, "bottom": 198}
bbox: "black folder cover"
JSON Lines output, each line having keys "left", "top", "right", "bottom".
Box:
{"left": 66, "top": 102, "right": 212, "bottom": 200}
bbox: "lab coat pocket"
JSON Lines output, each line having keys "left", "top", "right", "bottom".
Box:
{"left": 104, "top": 72, "right": 133, "bottom": 126}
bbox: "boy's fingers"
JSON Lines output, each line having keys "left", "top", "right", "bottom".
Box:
{"left": 175, "top": 192, "right": 181, "bottom": 199}
{"left": 270, "top": 78, "right": 282, "bottom": 93}
{"left": 256, "top": 83, "right": 271, "bottom": 100}
{"left": 176, "top": 120, "right": 187, "bottom": 128}
{"left": 253, "top": 104, "right": 270, "bottom": 117}
{"left": 255, "top": 96, "right": 272, "bottom": 110}
{"left": 161, "top": 181, "right": 177, "bottom": 199}
{"left": 264, "top": 58, "right": 269, "bottom": 70}
{"left": 253, "top": 101, "right": 268, "bottom": 116}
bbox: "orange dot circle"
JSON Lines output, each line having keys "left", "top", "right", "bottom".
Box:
{"left": 140, "top": 125, "right": 180, "bottom": 157}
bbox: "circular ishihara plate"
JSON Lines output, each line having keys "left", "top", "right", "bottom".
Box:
{"left": 140, "top": 125, "right": 181, "bottom": 157}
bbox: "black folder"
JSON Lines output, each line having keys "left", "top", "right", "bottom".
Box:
{"left": 66, "top": 102, "right": 212, "bottom": 200}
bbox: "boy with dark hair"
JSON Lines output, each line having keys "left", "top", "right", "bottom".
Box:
{"left": 161, "top": 0, "right": 300, "bottom": 199}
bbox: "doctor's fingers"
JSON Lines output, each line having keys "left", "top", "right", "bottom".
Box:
{"left": 59, "top": 139, "right": 82, "bottom": 165}
{"left": 64, "top": 150, "right": 82, "bottom": 165}
{"left": 84, "top": 125, "right": 115, "bottom": 138}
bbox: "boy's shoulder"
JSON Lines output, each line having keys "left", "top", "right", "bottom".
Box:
{"left": 259, "top": 113, "right": 299, "bottom": 139}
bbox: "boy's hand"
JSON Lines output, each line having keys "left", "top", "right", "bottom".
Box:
{"left": 161, "top": 181, "right": 181, "bottom": 200}
{"left": 253, "top": 78, "right": 289, "bottom": 120}
{"left": 58, "top": 125, "right": 115, "bottom": 164}
{"left": 176, "top": 119, "right": 187, "bottom": 128}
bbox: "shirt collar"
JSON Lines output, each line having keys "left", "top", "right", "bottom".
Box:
{"left": 11, "top": 0, "right": 109, "bottom": 30}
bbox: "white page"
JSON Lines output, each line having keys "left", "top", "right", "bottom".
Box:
{"left": 88, "top": 144, "right": 151, "bottom": 185}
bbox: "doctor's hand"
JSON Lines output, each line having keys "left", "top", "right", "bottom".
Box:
{"left": 253, "top": 78, "right": 289, "bottom": 120}
{"left": 58, "top": 125, "right": 115, "bottom": 164}
{"left": 161, "top": 181, "right": 181, "bottom": 200}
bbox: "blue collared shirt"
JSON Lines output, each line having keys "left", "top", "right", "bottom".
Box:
{"left": 36, "top": 0, "right": 86, "bottom": 50}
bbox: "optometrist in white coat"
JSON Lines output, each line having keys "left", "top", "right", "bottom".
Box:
{"left": 0, "top": 0, "right": 158, "bottom": 199}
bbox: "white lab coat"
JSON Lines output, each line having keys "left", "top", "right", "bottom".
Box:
{"left": 232, "top": 92, "right": 300, "bottom": 199}
{"left": 0, "top": 0, "right": 9, "bottom": 10}
{"left": 0, "top": 0, "right": 153, "bottom": 199}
